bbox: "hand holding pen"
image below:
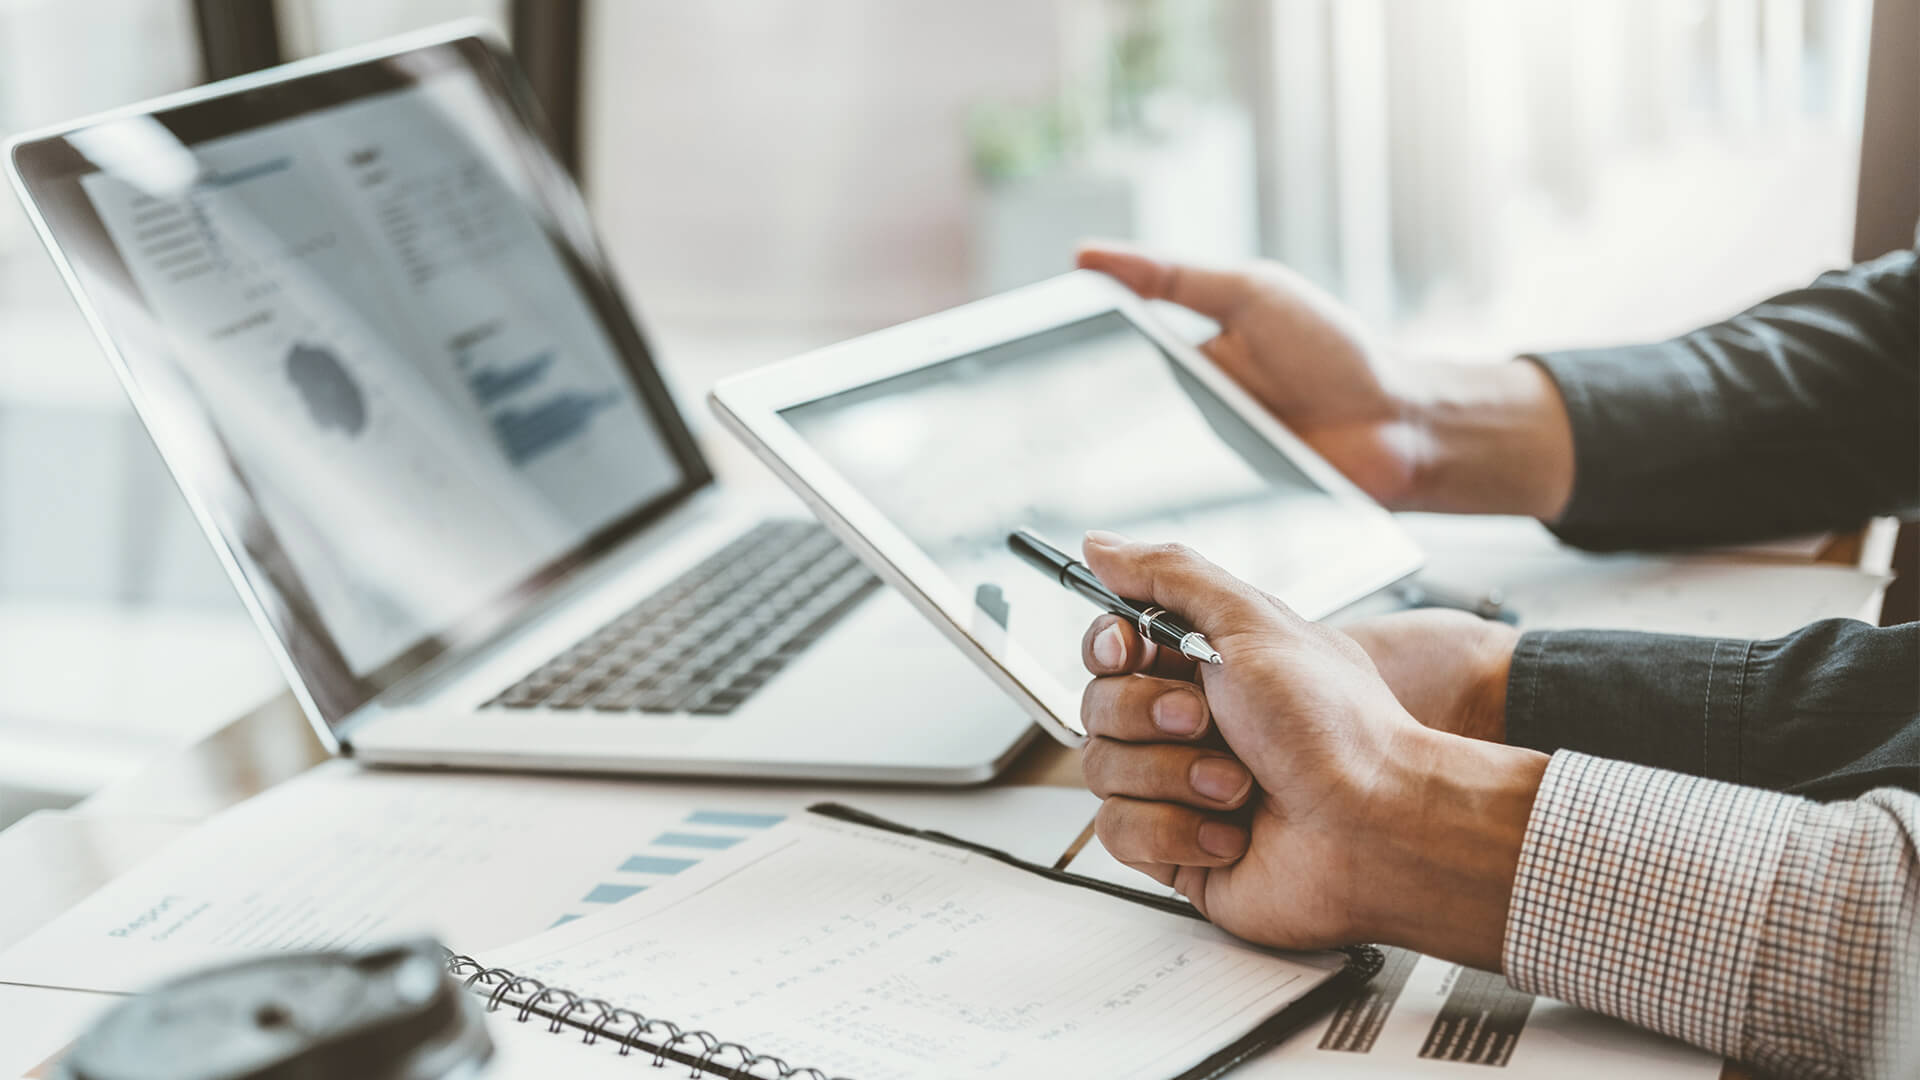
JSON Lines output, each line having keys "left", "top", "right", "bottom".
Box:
{"left": 1011, "top": 528, "right": 1256, "bottom": 863}
{"left": 1007, "top": 528, "right": 1223, "bottom": 666}
{"left": 1051, "top": 530, "right": 1263, "bottom": 890}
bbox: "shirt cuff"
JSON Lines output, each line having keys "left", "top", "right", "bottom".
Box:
{"left": 1505, "top": 629, "right": 1752, "bottom": 782}
{"left": 1524, "top": 344, "right": 1713, "bottom": 551}
{"left": 1503, "top": 751, "right": 1803, "bottom": 1056}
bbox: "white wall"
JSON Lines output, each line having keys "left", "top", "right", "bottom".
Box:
{"left": 581, "top": 1, "right": 1067, "bottom": 336}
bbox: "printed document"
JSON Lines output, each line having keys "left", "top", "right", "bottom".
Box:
{"left": 0, "top": 763, "right": 1095, "bottom": 995}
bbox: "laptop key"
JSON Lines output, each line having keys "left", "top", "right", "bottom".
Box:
{"left": 487, "top": 519, "right": 879, "bottom": 717}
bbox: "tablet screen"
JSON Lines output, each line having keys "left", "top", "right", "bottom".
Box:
{"left": 779, "top": 311, "right": 1387, "bottom": 708}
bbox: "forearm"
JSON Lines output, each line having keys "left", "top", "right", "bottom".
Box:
{"left": 1391, "top": 251, "right": 1918, "bottom": 544}
{"left": 1355, "top": 728, "right": 1548, "bottom": 972}
{"left": 1355, "top": 742, "right": 1920, "bottom": 1076}
{"left": 1392, "top": 359, "right": 1575, "bottom": 521}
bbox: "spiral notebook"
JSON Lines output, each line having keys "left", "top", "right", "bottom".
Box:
{"left": 446, "top": 803, "right": 1379, "bottom": 1080}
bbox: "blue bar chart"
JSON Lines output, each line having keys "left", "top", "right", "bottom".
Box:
{"left": 491, "top": 390, "right": 616, "bottom": 466}
{"left": 462, "top": 350, "right": 554, "bottom": 407}
{"left": 549, "top": 808, "right": 789, "bottom": 927}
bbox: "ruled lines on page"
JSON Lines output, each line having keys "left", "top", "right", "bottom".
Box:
{"left": 483, "top": 814, "right": 1342, "bottom": 1080}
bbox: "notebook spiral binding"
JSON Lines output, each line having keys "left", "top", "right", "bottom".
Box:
{"left": 443, "top": 951, "right": 851, "bottom": 1080}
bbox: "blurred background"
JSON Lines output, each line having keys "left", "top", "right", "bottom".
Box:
{"left": 0, "top": 0, "right": 1881, "bottom": 818}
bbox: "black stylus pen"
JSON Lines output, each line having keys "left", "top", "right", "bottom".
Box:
{"left": 1007, "top": 528, "right": 1223, "bottom": 665}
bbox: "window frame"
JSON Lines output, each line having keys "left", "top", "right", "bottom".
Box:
{"left": 190, "top": 0, "right": 583, "bottom": 175}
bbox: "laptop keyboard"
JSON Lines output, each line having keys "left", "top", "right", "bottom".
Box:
{"left": 486, "top": 520, "right": 879, "bottom": 716}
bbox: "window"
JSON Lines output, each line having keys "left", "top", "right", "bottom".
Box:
{"left": 275, "top": 0, "right": 508, "bottom": 57}
{"left": 0, "top": 1, "right": 284, "bottom": 806}
{"left": 580, "top": 0, "right": 1874, "bottom": 391}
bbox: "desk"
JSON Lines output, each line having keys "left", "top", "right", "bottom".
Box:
{"left": 7, "top": 521, "right": 1884, "bottom": 1075}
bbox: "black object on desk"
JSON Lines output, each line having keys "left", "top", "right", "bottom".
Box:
{"left": 60, "top": 938, "right": 491, "bottom": 1080}
{"left": 1008, "top": 528, "right": 1223, "bottom": 665}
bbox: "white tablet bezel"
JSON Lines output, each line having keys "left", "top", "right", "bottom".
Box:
{"left": 710, "top": 270, "right": 1422, "bottom": 747}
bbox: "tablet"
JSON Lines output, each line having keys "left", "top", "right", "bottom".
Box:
{"left": 710, "top": 271, "right": 1422, "bottom": 746}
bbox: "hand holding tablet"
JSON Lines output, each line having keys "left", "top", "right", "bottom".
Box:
{"left": 710, "top": 270, "right": 1422, "bottom": 747}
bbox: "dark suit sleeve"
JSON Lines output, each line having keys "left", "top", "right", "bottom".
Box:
{"left": 1505, "top": 619, "right": 1920, "bottom": 799}
{"left": 1526, "top": 248, "right": 1918, "bottom": 551}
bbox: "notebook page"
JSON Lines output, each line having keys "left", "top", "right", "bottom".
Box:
{"left": 483, "top": 813, "right": 1343, "bottom": 1080}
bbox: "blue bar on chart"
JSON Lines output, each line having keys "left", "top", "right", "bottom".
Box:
{"left": 584, "top": 883, "right": 649, "bottom": 904}
{"left": 492, "top": 391, "right": 616, "bottom": 466}
{"left": 619, "top": 855, "right": 699, "bottom": 875}
{"left": 544, "top": 807, "right": 793, "bottom": 931}
{"left": 684, "top": 810, "right": 786, "bottom": 829}
{"left": 652, "top": 832, "right": 742, "bottom": 850}
{"left": 461, "top": 350, "right": 555, "bottom": 407}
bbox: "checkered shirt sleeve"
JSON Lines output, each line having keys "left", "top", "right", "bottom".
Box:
{"left": 1504, "top": 752, "right": 1920, "bottom": 1079}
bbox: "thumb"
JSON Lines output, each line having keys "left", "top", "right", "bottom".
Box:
{"left": 1076, "top": 242, "right": 1256, "bottom": 324}
{"left": 1080, "top": 531, "right": 1285, "bottom": 642}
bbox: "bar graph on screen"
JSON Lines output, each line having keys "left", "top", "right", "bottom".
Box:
{"left": 461, "top": 350, "right": 555, "bottom": 407}
{"left": 492, "top": 390, "right": 618, "bottom": 465}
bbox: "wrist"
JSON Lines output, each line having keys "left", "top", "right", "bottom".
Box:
{"left": 1348, "top": 728, "right": 1549, "bottom": 971}
{"left": 1464, "top": 623, "right": 1521, "bottom": 742}
{"left": 1392, "top": 359, "right": 1575, "bottom": 521}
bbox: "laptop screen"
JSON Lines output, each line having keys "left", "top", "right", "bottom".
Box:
{"left": 8, "top": 34, "right": 709, "bottom": 727}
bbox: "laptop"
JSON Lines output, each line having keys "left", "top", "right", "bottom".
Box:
{"left": 4, "top": 25, "right": 1035, "bottom": 783}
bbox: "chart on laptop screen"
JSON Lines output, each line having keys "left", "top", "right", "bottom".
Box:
{"left": 76, "top": 72, "right": 680, "bottom": 674}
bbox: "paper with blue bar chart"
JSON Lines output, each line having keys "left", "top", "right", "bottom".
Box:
{"left": 553, "top": 807, "right": 792, "bottom": 926}
{"left": 0, "top": 762, "right": 1097, "bottom": 996}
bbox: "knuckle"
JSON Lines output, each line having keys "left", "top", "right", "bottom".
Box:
{"left": 1079, "top": 677, "right": 1118, "bottom": 736}
{"left": 1094, "top": 799, "right": 1135, "bottom": 853}
{"left": 1152, "top": 812, "right": 1194, "bottom": 859}
{"left": 1145, "top": 541, "right": 1193, "bottom": 566}
{"left": 1115, "top": 674, "right": 1156, "bottom": 721}
{"left": 1079, "top": 739, "right": 1115, "bottom": 795}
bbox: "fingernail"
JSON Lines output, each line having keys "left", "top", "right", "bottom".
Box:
{"left": 1092, "top": 623, "right": 1126, "bottom": 668}
{"left": 1190, "top": 757, "right": 1250, "bottom": 803}
{"left": 1198, "top": 821, "right": 1247, "bottom": 858}
{"left": 1152, "top": 691, "right": 1204, "bottom": 735}
{"left": 1084, "top": 529, "right": 1130, "bottom": 548}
